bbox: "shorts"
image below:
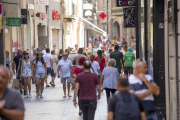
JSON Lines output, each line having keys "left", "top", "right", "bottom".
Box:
{"left": 61, "top": 77, "right": 71, "bottom": 85}
{"left": 47, "top": 67, "right": 55, "bottom": 77}
{"left": 35, "top": 73, "right": 45, "bottom": 78}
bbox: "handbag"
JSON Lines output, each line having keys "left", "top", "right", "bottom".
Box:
{"left": 11, "top": 79, "right": 20, "bottom": 90}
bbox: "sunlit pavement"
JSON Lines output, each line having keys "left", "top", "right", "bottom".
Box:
{"left": 8, "top": 76, "right": 107, "bottom": 120}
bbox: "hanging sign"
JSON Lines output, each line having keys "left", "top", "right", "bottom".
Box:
{"left": 123, "top": 7, "right": 135, "bottom": 27}
{"left": 52, "top": 9, "right": 60, "bottom": 20}
{"left": 5, "top": 18, "right": 21, "bottom": 26}
{"left": 117, "top": 0, "right": 135, "bottom": 7}
{"left": 21, "top": 9, "right": 27, "bottom": 24}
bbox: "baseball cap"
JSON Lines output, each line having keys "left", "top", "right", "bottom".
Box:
{"left": 127, "top": 47, "right": 132, "bottom": 51}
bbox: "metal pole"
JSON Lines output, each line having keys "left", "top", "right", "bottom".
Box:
{"left": 2, "top": 4, "right": 5, "bottom": 65}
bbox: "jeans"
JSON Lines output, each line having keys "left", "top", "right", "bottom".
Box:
{"left": 77, "top": 90, "right": 82, "bottom": 111}
{"left": 80, "top": 100, "right": 97, "bottom": 120}
{"left": 105, "top": 88, "right": 116, "bottom": 103}
{"left": 124, "top": 67, "right": 133, "bottom": 76}
{"left": 146, "top": 112, "right": 158, "bottom": 120}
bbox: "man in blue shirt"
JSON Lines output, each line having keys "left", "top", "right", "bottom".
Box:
{"left": 128, "top": 59, "right": 160, "bottom": 120}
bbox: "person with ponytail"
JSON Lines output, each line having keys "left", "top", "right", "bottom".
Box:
{"left": 90, "top": 55, "right": 101, "bottom": 77}
{"left": 94, "top": 50, "right": 105, "bottom": 73}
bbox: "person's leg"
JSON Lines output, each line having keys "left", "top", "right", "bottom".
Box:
{"left": 36, "top": 77, "right": 40, "bottom": 94}
{"left": 118, "top": 67, "right": 121, "bottom": 75}
{"left": 40, "top": 78, "right": 45, "bottom": 94}
{"left": 61, "top": 78, "right": 66, "bottom": 96}
{"left": 50, "top": 69, "right": 55, "bottom": 85}
{"left": 9, "top": 71, "right": 13, "bottom": 83}
{"left": 129, "top": 67, "right": 133, "bottom": 75}
{"left": 23, "top": 77, "right": 28, "bottom": 96}
{"left": 105, "top": 88, "right": 111, "bottom": 103}
{"left": 124, "top": 67, "right": 128, "bottom": 75}
{"left": 110, "top": 89, "right": 116, "bottom": 97}
{"left": 67, "top": 77, "right": 71, "bottom": 97}
{"left": 77, "top": 89, "right": 82, "bottom": 113}
{"left": 81, "top": 100, "right": 89, "bottom": 120}
{"left": 146, "top": 113, "right": 158, "bottom": 120}
{"left": 88, "top": 100, "right": 97, "bottom": 120}
{"left": 27, "top": 76, "right": 31, "bottom": 94}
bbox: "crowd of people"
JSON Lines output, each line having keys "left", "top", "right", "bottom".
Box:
{"left": 0, "top": 36, "right": 160, "bottom": 120}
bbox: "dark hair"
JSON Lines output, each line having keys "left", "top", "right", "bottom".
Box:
{"left": 78, "top": 48, "right": 83, "bottom": 54}
{"left": 78, "top": 57, "right": 87, "bottom": 65}
{"left": 46, "top": 48, "right": 50, "bottom": 53}
{"left": 51, "top": 50, "right": 55, "bottom": 54}
{"left": 37, "top": 48, "right": 40, "bottom": 51}
{"left": 36, "top": 52, "right": 45, "bottom": 64}
{"left": 83, "top": 61, "right": 91, "bottom": 69}
{"left": 22, "top": 51, "right": 29, "bottom": 60}
{"left": 97, "top": 50, "right": 102, "bottom": 63}
{"left": 115, "top": 45, "right": 119, "bottom": 51}
{"left": 59, "top": 49, "right": 64, "bottom": 54}
{"left": 90, "top": 54, "right": 95, "bottom": 62}
{"left": 108, "top": 49, "right": 112, "bottom": 54}
{"left": 117, "top": 75, "right": 129, "bottom": 87}
{"left": 53, "top": 44, "right": 56, "bottom": 47}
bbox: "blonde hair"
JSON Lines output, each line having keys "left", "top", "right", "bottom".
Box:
{"left": 123, "top": 44, "right": 127, "bottom": 52}
{"left": 133, "top": 59, "right": 146, "bottom": 69}
{"left": 108, "top": 59, "right": 116, "bottom": 67}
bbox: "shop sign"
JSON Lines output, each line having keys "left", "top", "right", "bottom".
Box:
{"left": 117, "top": 0, "right": 135, "bottom": 7}
{"left": 27, "top": 4, "right": 34, "bottom": 9}
{"left": 0, "top": 4, "right": 2, "bottom": 30}
{"left": 83, "top": 3, "right": 93, "bottom": 10}
{"left": 52, "top": 9, "right": 60, "bottom": 20}
{"left": 123, "top": 7, "right": 135, "bottom": 27}
{"left": 5, "top": 18, "right": 21, "bottom": 26}
{"left": 0, "top": 4, "right": 2, "bottom": 14}
{"left": 21, "top": 9, "right": 27, "bottom": 24}
{"left": 99, "top": 12, "right": 106, "bottom": 19}
{"left": 39, "top": 13, "right": 46, "bottom": 20}
{"left": 83, "top": 10, "right": 93, "bottom": 19}
{"left": 38, "top": 0, "right": 49, "bottom": 5}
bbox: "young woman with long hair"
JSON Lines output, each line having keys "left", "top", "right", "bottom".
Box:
{"left": 20, "top": 51, "right": 33, "bottom": 98}
{"left": 121, "top": 44, "right": 128, "bottom": 55}
{"left": 90, "top": 55, "right": 101, "bottom": 76}
{"left": 94, "top": 50, "right": 105, "bottom": 73}
{"left": 58, "top": 49, "right": 64, "bottom": 61}
{"left": 33, "top": 52, "right": 47, "bottom": 98}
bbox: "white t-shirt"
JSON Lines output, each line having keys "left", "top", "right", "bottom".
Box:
{"left": 33, "top": 61, "right": 46, "bottom": 73}
{"left": 43, "top": 53, "right": 53, "bottom": 68}
{"left": 90, "top": 61, "right": 100, "bottom": 75}
{"left": 30, "top": 53, "right": 36, "bottom": 61}
{"left": 42, "top": 49, "right": 46, "bottom": 55}
{"left": 58, "top": 59, "right": 73, "bottom": 78}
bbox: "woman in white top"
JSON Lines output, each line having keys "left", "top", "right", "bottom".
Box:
{"left": 51, "top": 50, "right": 58, "bottom": 77}
{"left": 33, "top": 52, "right": 47, "bottom": 98}
{"left": 90, "top": 55, "right": 101, "bottom": 77}
{"left": 20, "top": 51, "right": 33, "bottom": 98}
{"left": 53, "top": 44, "right": 59, "bottom": 55}
{"left": 121, "top": 44, "right": 128, "bottom": 55}
{"left": 105, "top": 48, "right": 112, "bottom": 66}
{"left": 100, "top": 59, "right": 119, "bottom": 103}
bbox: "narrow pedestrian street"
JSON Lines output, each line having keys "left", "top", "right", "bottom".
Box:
{"left": 9, "top": 76, "right": 107, "bottom": 120}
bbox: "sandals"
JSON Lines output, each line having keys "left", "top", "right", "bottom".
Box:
{"left": 68, "top": 95, "right": 72, "bottom": 97}
{"left": 63, "top": 95, "right": 66, "bottom": 98}
{"left": 79, "top": 111, "right": 83, "bottom": 116}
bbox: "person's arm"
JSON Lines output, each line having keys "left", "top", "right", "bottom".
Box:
{"left": 57, "top": 66, "right": 61, "bottom": 78}
{"left": 44, "top": 63, "right": 47, "bottom": 78}
{"left": 97, "top": 84, "right": 101, "bottom": 100}
{"left": 50, "top": 58, "right": 53, "bottom": 70}
{"left": 33, "top": 63, "right": 36, "bottom": 76}
{"left": 0, "top": 109, "right": 24, "bottom": 120}
{"left": 100, "top": 74, "right": 104, "bottom": 84}
{"left": 108, "top": 112, "right": 114, "bottom": 120}
{"left": 70, "top": 66, "right": 74, "bottom": 78}
{"left": 30, "top": 60, "right": 34, "bottom": 77}
{"left": 129, "top": 90, "right": 152, "bottom": 100}
{"left": 141, "top": 112, "right": 146, "bottom": 120}
{"left": 73, "top": 82, "right": 79, "bottom": 107}
{"left": 20, "top": 60, "right": 23, "bottom": 78}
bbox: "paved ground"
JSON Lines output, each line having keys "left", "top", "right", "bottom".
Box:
{"left": 9, "top": 76, "right": 108, "bottom": 120}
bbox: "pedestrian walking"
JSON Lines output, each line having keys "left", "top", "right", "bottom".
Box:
{"left": 73, "top": 61, "right": 101, "bottom": 120}
{"left": 68, "top": 49, "right": 77, "bottom": 63}
{"left": 75, "top": 44, "right": 78, "bottom": 53}
{"left": 73, "top": 57, "right": 87, "bottom": 115}
{"left": 90, "top": 55, "right": 101, "bottom": 77}
{"left": 124, "top": 47, "right": 136, "bottom": 76}
{"left": 100, "top": 59, "right": 119, "bottom": 102}
{"left": 51, "top": 50, "right": 58, "bottom": 79}
{"left": 13, "top": 49, "right": 24, "bottom": 94}
{"left": 37, "top": 48, "right": 43, "bottom": 55}
{"left": 20, "top": 51, "right": 33, "bottom": 98}
{"left": 112, "top": 37, "right": 117, "bottom": 45}
{"left": 57, "top": 53, "right": 74, "bottom": 98}
{"left": 6, "top": 51, "right": 13, "bottom": 83}
{"left": 30, "top": 48, "right": 37, "bottom": 84}
{"left": 94, "top": 50, "right": 105, "bottom": 73}
{"left": 110, "top": 45, "right": 123, "bottom": 74}
{"left": 0, "top": 65, "right": 25, "bottom": 120}
{"left": 86, "top": 50, "right": 92, "bottom": 60}
{"left": 108, "top": 75, "right": 146, "bottom": 120}
{"left": 58, "top": 49, "right": 64, "bottom": 61}
{"left": 74, "top": 48, "right": 87, "bottom": 66}
{"left": 52, "top": 44, "right": 59, "bottom": 55}
{"left": 94, "top": 38, "right": 100, "bottom": 49}
{"left": 43, "top": 48, "right": 55, "bottom": 87}
{"left": 130, "top": 36, "right": 136, "bottom": 51}
{"left": 129, "top": 59, "right": 160, "bottom": 120}
{"left": 121, "top": 44, "right": 128, "bottom": 55}
{"left": 105, "top": 40, "right": 110, "bottom": 52}
{"left": 33, "top": 52, "right": 47, "bottom": 98}
{"left": 117, "top": 38, "right": 122, "bottom": 51}
{"left": 105, "top": 48, "right": 112, "bottom": 66}
{"left": 42, "top": 45, "right": 47, "bottom": 55}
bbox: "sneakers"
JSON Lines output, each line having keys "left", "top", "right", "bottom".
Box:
{"left": 20, "top": 90, "right": 23, "bottom": 95}
{"left": 29, "top": 93, "right": 32, "bottom": 98}
{"left": 51, "top": 84, "right": 55, "bottom": 87}
{"left": 24, "top": 94, "right": 28, "bottom": 98}
{"left": 46, "top": 84, "right": 51, "bottom": 87}
{"left": 36, "top": 93, "right": 40, "bottom": 98}
{"left": 40, "top": 94, "right": 43, "bottom": 98}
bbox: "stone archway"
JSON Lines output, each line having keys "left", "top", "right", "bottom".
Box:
{"left": 113, "top": 21, "right": 120, "bottom": 39}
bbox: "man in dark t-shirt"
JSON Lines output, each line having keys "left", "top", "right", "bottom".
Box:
{"left": 12, "top": 49, "right": 23, "bottom": 74}
{"left": 73, "top": 61, "right": 101, "bottom": 120}
{"left": 0, "top": 66, "right": 25, "bottom": 120}
{"left": 108, "top": 75, "right": 146, "bottom": 120}
{"left": 110, "top": 45, "right": 123, "bottom": 74}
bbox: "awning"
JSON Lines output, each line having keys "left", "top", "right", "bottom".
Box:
{"left": 78, "top": 16, "right": 107, "bottom": 37}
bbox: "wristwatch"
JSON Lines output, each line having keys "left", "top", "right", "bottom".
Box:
{"left": 73, "top": 100, "right": 76, "bottom": 102}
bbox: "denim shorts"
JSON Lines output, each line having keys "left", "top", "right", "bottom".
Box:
{"left": 61, "top": 77, "right": 71, "bottom": 84}
{"left": 47, "top": 67, "right": 55, "bottom": 77}
{"left": 35, "top": 73, "right": 45, "bottom": 78}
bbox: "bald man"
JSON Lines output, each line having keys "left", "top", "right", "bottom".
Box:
{"left": 0, "top": 66, "right": 25, "bottom": 120}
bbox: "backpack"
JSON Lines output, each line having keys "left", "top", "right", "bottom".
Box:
{"left": 115, "top": 93, "right": 141, "bottom": 120}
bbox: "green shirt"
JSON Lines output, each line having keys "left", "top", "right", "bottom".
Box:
{"left": 110, "top": 51, "right": 123, "bottom": 68}
{"left": 123, "top": 52, "right": 135, "bottom": 67}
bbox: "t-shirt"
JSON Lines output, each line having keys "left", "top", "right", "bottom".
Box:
{"left": 74, "top": 54, "right": 87, "bottom": 66}
{"left": 43, "top": 53, "right": 53, "bottom": 68}
{"left": 42, "top": 49, "right": 46, "bottom": 55}
{"left": 112, "top": 40, "right": 117, "bottom": 45}
{"left": 68, "top": 54, "right": 77, "bottom": 63}
{"left": 109, "top": 51, "right": 123, "bottom": 68}
{"left": 94, "top": 57, "right": 105, "bottom": 72}
{"left": 75, "top": 72, "right": 100, "bottom": 100}
{"left": 13, "top": 54, "right": 23, "bottom": 71}
{"left": 30, "top": 53, "right": 36, "bottom": 61}
{"left": 33, "top": 61, "right": 46, "bottom": 73}
{"left": 123, "top": 52, "right": 135, "bottom": 67}
{"left": 73, "top": 67, "right": 84, "bottom": 89}
{"left": 90, "top": 61, "right": 100, "bottom": 75}
{"left": 128, "top": 74, "right": 156, "bottom": 112}
{"left": 58, "top": 59, "right": 73, "bottom": 78}
{"left": 0, "top": 88, "right": 25, "bottom": 120}
{"left": 108, "top": 90, "right": 144, "bottom": 120}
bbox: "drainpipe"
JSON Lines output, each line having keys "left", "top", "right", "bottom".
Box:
{"left": 164, "top": 0, "right": 169, "bottom": 119}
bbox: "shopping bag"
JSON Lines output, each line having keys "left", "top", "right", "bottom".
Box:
{"left": 11, "top": 79, "right": 20, "bottom": 90}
